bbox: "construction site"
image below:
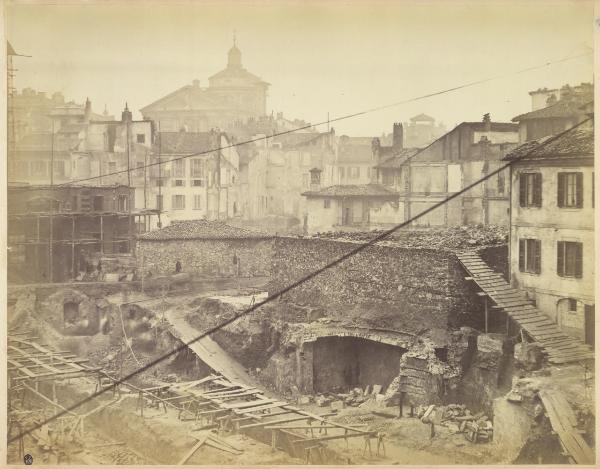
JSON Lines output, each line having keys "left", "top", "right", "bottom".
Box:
{"left": 6, "top": 225, "right": 596, "bottom": 465}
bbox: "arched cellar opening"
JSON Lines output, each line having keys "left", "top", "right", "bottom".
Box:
{"left": 312, "top": 336, "right": 406, "bottom": 393}
{"left": 63, "top": 301, "right": 80, "bottom": 325}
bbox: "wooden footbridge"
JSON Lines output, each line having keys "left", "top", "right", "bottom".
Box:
{"left": 457, "top": 252, "right": 594, "bottom": 364}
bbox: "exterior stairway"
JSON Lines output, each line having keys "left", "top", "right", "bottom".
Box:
{"left": 457, "top": 251, "right": 594, "bottom": 365}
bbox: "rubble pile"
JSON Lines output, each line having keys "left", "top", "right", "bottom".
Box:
{"left": 434, "top": 404, "right": 494, "bottom": 443}
{"left": 312, "top": 225, "right": 508, "bottom": 251}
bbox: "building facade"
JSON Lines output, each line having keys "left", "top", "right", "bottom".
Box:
{"left": 374, "top": 115, "right": 518, "bottom": 228}
{"left": 151, "top": 130, "right": 241, "bottom": 225}
{"left": 504, "top": 123, "right": 594, "bottom": 343}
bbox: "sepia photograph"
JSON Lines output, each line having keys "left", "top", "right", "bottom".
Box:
{"left": 2, "top": 0, "right": 597, "bottom": 465}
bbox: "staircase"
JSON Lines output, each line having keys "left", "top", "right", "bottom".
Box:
{"left": 457, "top": 252, "right": 594, "bottom": 365}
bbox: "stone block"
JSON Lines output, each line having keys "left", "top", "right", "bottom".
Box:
{"left": 375, "top": 393, "right": 386, "bottom": 402}
{"left": 372, "top": 384, "right": 382, "bottom": 395}
{"left": 298, "top": 395, "right": 312, "bottom": 405}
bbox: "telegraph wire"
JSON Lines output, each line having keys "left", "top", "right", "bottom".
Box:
{"left": 8, "top": 116, "right": 593, "bottom": 443}
{"left": 52, "top": 51, "right": 592, "bottom": 187}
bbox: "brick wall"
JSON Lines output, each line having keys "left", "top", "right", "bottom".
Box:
{"left": 136, "top": 238, "right": 273, "bottom": 278}
{"left": 270, "top": 237, "right": 484, "bottom": 336}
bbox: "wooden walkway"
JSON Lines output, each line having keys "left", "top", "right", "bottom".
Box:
{"left": 457, "top": 252, "right": 595, "bottom": 365}
{"left": 539, "top": 390, "right": 595, "bottom": 464}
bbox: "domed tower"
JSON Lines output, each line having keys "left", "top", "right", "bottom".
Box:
{"left": 227, "top": 39, "right": 242, "bottom": 69}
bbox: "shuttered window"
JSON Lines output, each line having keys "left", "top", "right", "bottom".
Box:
{"left": 518, "top": 239, "right": 541, "bottom": 274}
{"left": 557, "top": 172, "right": 583, "bottom": 208}
{"left": 557, "top": 241, "right": 583, "bottom": 278}
{"left": 519, "top": 173, "right": 542, "bottom": 207}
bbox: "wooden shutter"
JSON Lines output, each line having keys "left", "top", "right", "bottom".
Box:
{"left": 534, "top": 239, "right": 541, "bottom": 274}
{"left": 575, "top": 243, "right": 583, "bottom": 278}
{"left": 557, "top": 173, "right": 565, "bottom": 208}
{"left": 519, "top": 173, "right": 527, "bottom": 207}
{"left": 557, "top": 241, "right": 564, "bottom": 277}
{"left": 533, "top": 173, "right": 542, "bottom": 207}
{"left": 576, "top": 173, "right": 583, "bottom": 208}
{"left": 519, "top": 239, "right": 525, "bottom": 272}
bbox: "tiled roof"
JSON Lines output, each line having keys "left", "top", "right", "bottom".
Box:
{"left": 302, "top": 184, "right": 398, "bottom": 198}
{"left": 512, "top": 99, "right": 592, "bottom": 122}
{"left": 156, "top": 132, "right": 212, "bottom": 154}
{"left": 138, "top": 219, "right": 272, "bottom": 241}
{"left": 503, "top": 127, "right": 593, "bottom": 162}
{"left": 375, "top": 147, "right": 420, "bottom": 168}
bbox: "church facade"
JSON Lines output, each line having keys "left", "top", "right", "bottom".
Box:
{"left": 140, "top": 42, "right": 269, "bottom": 133}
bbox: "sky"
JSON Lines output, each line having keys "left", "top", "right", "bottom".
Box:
{"left": 5, "top": 0, "right": 595, "bottom": 136}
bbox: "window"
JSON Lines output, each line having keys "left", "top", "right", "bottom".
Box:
{"left": 557, "top": 172, "right": 583, "bottom": 208}
{"left": 31, "top": 161, "right": 47, "bottom": 176}
{"left": 497, "top": 171, "right": 505, "bottom": 195}
{"left": 172, "top": 159, "right": 185, "bottom": 177}
{"left": 339, "top": 167, "right": 345, "bottom": 180}
{"left": 172, "top": 179, "right": 185, "bottom": 187}
{"left": 519, "top": 172, "right": 542, "bottom": 207}
{"left": 557, "top": 241, "right": 583, "bottom": 278}
{"left": 324, "top": 199, "right": 331, "bottom": 209}
{"left": 350, "top": 167, "right": 360, "bottom": 179}
{"left": 192, "top": 179, "right": 204, "bottom": 187}
{"left": 93, "top": 196, "right": 104, "bottom": 211}
{"left": 117, "top": 195, "right": 128, "bottom": 212}
{"left": 53, "top": 160, "right": 65, "bottom": 177}
{"left": 156, "top": 194, "right": 163, "bottom": 211}
{"left": 172, "top": 194, "right": 185, "bottom": 210}
{"left": 191, "top": 159, "right": 204, "bottom": 178}
{"left": 382, "top": 171, "right": 395, "bottom": 186}
{"left": 193, "top": 194, "right": 202, "bottom": 210}
{"left": 518, "top": 239, "right": 541, "bottom": 274}
{"left": 568, "top": 298, "right": 578, "bottom": 312}
{"left": 136, "top": 134, "right": 146, "bottom": 144}
{"left": 156, "top": 178, "right": 166, "bottom": 187}
{"left": 311, "top": 171, "right": 321, "bottom": 185}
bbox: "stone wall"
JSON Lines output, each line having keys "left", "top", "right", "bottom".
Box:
{"left": 136, "top": 238, "right": 273, "bottom": 278}
{"left": 270, "top": 237, "right": 484, "bottom": 336}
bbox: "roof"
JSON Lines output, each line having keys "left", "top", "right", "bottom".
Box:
{"left": 302, "top": 184, "right": 398, "bottom": 198}
{"left": 512, "top": 99, "right": 593, "bottom": 122}
{"left": 503, "top": 126, "right": 593, "bottom": 162}
{"left": 410, "top": 113, "right": 435, "bottom": 122}
{"left": 157, "top": 132, "right": 212, "bottom": 154}
{"left": 140, "top": 84, "right": 225, "bottom": 113}
{"left": 138, "top": 219, "right": 272, "bottom": 241}
{"left": 209, "top": 66, "right": 269, "bottom": 86}
{"left": 376, "top": 147, "right": 421, "bottom": 168}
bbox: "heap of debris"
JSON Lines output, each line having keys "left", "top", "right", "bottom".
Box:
{"left": 433, "top": 404, "right": 494, "bottom": 443}
{"left": 312, "top": 225, "right": 508, "bottom": 251}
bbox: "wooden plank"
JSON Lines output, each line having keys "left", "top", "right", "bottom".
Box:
{"left": 233, "top": 401, "right": 289, "bottom": 414}
{"left": 223, "top": 398, "right": 277, "bottom": 409}
{"left": 292, "top": 431, "right": 375, "bottom": 445}
{"left": 178, "top": 434, "right": 209, "bottom": 465}
{"left": 239, "top": 412, "right": 336, "bottom": 430}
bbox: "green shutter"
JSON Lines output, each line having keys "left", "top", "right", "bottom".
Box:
{"left": 534, "top": 239, "right": 541, "bottom": 274}
{"left": 519, "top": 173, "right": 527, "bottom": 207}
{"left": 519, "top": 239, "right": 525, "bottom": 272}
{"left": 575, "top": 243, "right": 583, "bottom": 278}
{"left": 557, "top": 173, "right": 565, "bottom": 208}
{"left": 576, "top": 173, "right": 583, "bottom": 208}
{"left": 557, "top": 241, "right": 564, "bottom": 277}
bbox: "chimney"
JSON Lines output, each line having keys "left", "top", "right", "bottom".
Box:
{"left": 392, "top": 122, "right": 404, "bottom": 151}
{"left": 121, "top": 102, "right": 132, "bottom": 123}
{"left": 84, "top": 97, "right": 92, "bottom": 121}
{"left": 482, "top": 113, "right": 491, "bottom": 132}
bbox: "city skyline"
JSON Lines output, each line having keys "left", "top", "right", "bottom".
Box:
{"left": 6, "top": 0, "right": 593, "bottom": 136}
